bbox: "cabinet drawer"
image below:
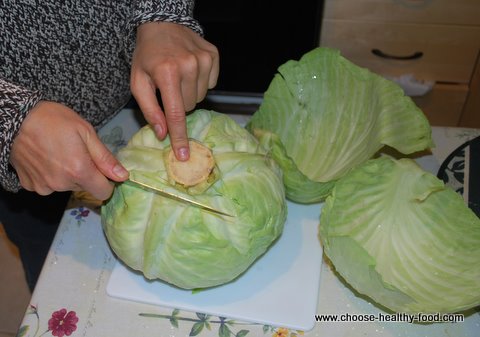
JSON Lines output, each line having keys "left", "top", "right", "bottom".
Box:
{"left": 323, "top": 0, "right": 480, "bottom": 25}
{"left": 412, "top": 83, "right": 469, "bottom": 126}
{"left": 320, "top": 20, "right": 480, "bottom": 83}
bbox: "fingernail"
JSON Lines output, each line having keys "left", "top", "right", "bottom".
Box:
{"left": 113, "top": 164, "right": 129, "bottom": 179}
{"left": 177, "top": 147, "right": 189, "bottom": 161}
{"left": 154, "top": 124, "right": 164, "bottom": 138}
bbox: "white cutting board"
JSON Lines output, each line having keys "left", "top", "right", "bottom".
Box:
{"left": 106, "top": 201, "right": 323, "bottom": 331}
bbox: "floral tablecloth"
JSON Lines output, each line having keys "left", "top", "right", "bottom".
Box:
{"left": 17, "top": 109, "right": 480, "bottom": 337}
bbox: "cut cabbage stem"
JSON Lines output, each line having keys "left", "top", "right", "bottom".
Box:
{"left": 166, "top": 140, "right": 215, "bottom": 187}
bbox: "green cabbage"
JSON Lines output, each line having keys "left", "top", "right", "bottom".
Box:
{"left": 101, "top": 109, "right": 287, "bottom": 289}
{"left": 247, "top": 47, "right": 433, "bottom": 203}
{"left": 319, "top": 156, "right": 480, "bottom": 313}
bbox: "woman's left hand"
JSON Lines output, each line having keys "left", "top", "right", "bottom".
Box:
{"left": 131, "top": 22, "right": 219, "bottom": 161}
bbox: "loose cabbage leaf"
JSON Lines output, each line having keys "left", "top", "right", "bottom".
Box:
{"left": 319, "top": 156, "right": 480, "bottom": 313}
{"left": 102, "top": 110, "right": 287, "bottom": 289}
{"left": 247, "top": 47, "right": 433, "bottom": 203}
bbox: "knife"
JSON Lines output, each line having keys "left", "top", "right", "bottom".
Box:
{"left": 126, "top": 176, "right": 235, "bottom": 218}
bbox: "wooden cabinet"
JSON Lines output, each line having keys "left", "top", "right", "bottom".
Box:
{"left": 319, "top": 0, "right": 480, "bottom": 127}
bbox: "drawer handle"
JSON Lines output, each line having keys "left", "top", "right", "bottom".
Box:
{"left": 371, "top": 49, "right": 423, "bottom": 60}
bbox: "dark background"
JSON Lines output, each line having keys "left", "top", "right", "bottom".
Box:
{"left": 194, "top": 0, "right": 323, "bottom": 95}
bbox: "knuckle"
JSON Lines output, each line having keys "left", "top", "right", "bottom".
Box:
{"left": 158, "top": 55, "right": 198, "bottom": 78}
{"left": 35, "top": 184, "right": 53, "bottom": 196}
{"left": 130, "top": 71, "right": 147, "bottom": 96}
{"left": 210, "top": 44, "right": 219, "bottom": 56}
{"left": 65, "top": 159, "right": 88, "bottom": 183}
{"left": 155, "top": 58, "right": 180, "bottom": 76}
{"left": 18, "top": 174, "right": 54, "bottom": 195}
{"left": 129, "top": 75, "right": 140, "bottom": 94}
{"left": 77, "top": 119, "right": 96, "bottom": 138}
{"left": 197, "top": 49, "right": 214, "bottom": 65}
{"left": 166, "top": 109, "right": 186, "bottom": 124}
{"left": 183, "top": 53, "right": 200, "bottom": 70}
{"left": 17, "top": 175, "right": 31, "bottom": 190}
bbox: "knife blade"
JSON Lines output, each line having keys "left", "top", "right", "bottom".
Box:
{"left": 126, "top": 176, "right": 235, "bottom": 218}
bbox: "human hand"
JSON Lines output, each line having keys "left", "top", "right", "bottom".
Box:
{"left": 10, "top": 101, "right": 129, "bottom": 200}
{"left": 131, "top": 21, "right": 219, "bottom": 161}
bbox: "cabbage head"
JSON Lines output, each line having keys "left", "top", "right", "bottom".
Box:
{"left": 319, "top": 156, "right": 480, "bottom": 313}
{"left": 101, "top": 109, "right": 287, "bottom": 289}
{"left": 246, "top": 47, "right": 433, "bottom": 203}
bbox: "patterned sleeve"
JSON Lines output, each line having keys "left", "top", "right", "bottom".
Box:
{"left": 124, "top": 0, "right": 204, "bottom": 64}
{"left": 0, "top": 78, "right": 43, "bottom": 192}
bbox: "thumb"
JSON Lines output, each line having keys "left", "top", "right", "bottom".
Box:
{"left": 84, "top": 133, "right": 129, "bottom": 182}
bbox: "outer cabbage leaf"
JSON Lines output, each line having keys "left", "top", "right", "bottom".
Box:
{"left": 247, "top": 47, "right": 433, "bottom": 203}
{"left": 319, "top": 156, "right": 480, "bottom": 313}
{"left": 101, "top": 110, "right": 287, "bottom": 289}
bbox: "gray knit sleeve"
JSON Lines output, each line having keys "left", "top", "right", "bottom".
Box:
{"left": 124, "top": 0, "right": 204, "bottom": 64}
{"left": 0, "top": 78, "right": 43, "bottom": 192}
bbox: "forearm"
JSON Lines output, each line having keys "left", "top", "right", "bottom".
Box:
{"left": 0, "top": 78, "right": 43, "bottom": 192}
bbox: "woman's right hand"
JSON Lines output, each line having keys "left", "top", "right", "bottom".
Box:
{"left": 9, "top": 101, "right": 129, "bottom": 200}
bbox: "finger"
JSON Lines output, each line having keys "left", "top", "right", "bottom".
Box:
{"left": 12, "top": 151, "right": 54, "bottom": 195}
{"left": 162, "top": 89, "right": 190, "bottom": 161}
{"left": 71, "top": 155, "right": 117, "bottom": 201}
{"left": 155, "top": 69, "right": 192, "bottom": 161}
{"left": 79, "top": 169, "right": 115, "bottom": 201}
{"left": 34, "top": 186, "right": 54, "bottom": 196}
{"left": 195, "top": 51, "right": 215, "bottom": 103}
{"left": 154, "top": 55, "right": 198, "bottom": 112}
{"left": 207, "top": 46, "right": 220, "bottom": 89}
{"left": 131, "top": 70, "right": 168, "bottom": 139}
{"left": 81, "top": 131, "right": 129, "bottom": 200}
{"left": 15, "top": 173, "right": 36, "bottom": 193}
{"left": 180, "top": 71, "right": 199, "bottom": 112}
{"left": 20, "top": 173, "right": 53, "bottom": 195}
{"left": 85, "top": 136, "right": 128, "bottom": 182}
